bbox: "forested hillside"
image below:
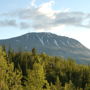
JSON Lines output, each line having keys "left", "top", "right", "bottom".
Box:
{"left": 0, "top": 46, "right": 90, "bottom": 90}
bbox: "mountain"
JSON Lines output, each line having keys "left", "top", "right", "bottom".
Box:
{"left": 0, "top": 32, "right": 90, "bottom": 64}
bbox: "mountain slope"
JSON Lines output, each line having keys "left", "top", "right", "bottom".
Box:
{"left": 0, "top": 32, "right": 90, "bottom": 64}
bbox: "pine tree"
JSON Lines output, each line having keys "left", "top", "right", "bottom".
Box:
{"left": 64, "top": 81, "right": 75, "bottom": 90}
{"left": 55, "top": 77, "right": 64, "bottom": 90}
{"left": 26, "top": 63, "right": 50, "bottom": 90}
{"left": 32, "top": 48, "right": 37, "bottom": 56}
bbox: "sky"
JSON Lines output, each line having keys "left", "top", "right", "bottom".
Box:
{"left": 0, "top": 0, "right": 90, "bottom": 48}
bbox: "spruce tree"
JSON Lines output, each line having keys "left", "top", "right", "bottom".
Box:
{"left": 26, "top": 63, "right": 50, "bottom": 90}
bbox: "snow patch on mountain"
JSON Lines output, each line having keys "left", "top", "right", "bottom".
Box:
{"left": 54, "top": 39, "right": 60, "bottom": 48}
{"left": 38, "top": 36, "right": 44, "bottom": 46}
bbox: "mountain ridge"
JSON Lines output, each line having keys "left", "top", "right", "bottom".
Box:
{"left": 0, "top": 32, "right": 90, "bottom": 64}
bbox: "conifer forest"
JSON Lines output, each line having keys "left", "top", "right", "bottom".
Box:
{"left": 0, "top": 46, "right": 90, "bottom": 90}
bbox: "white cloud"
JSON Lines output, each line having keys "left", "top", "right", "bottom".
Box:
{"left": 38, "top": 0, "right": 56, "bottom": 18}
{"left": 0, "top": 0, "right": 90, "bottom": 31}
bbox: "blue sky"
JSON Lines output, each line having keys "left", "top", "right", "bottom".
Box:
{"left": 0, "top": 0, "right": 90, "bottom": 48}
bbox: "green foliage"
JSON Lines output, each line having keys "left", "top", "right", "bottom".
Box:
{"left": 64, "top": 81, "right": 75, "bottom": 90}
{"left": 26, "top": 63, "right": 50, "bottom": 90}
{"left": 0, "top": 47, "right": 23, "bottom": 90}
{"left": 0, "top": 46, "right": 90, "bottom": 90}
{"left": 55, "top": 77, "right": 64, "bottom": 90}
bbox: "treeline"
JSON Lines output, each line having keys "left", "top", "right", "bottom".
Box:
{"left": 0, "top": 46, "right": 90, "bottom": 90}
